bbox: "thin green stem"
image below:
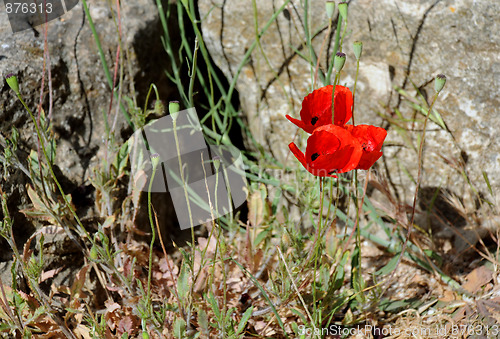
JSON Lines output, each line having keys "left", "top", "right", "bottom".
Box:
{"left": 314, "top": 19, "right": 333, "bottom": 88}
{"left": 326, "top": 18, "right": 342, "bottom": 84}
{"left": 188, "top": 37, "right": 199, "bottom": 108}
{"left": 338, "top": 19, "right": 347, "bottom": 53}
{"left": 173, "top": 118, "right": 195, "bottom": 268}
{"left": 79, "top": 0, "right": 132, "bottom": 126}
{"left": 331, "top": 72, "right": 340, "bottom": 123}
{"left": 352, "top": 58, "right": 360, "bottom": 126}
{"left": 304, "top": 0, "right": 319, "bottom": 88}
{"left": 312, "top": 177, "right": 325, "bottom": 329}
{"left": 222, "top": 0, "right": 292, "bottom": 130}
{"left": 143, "top": 84, "right": 160, "bottom": 119}
{"left": 390, "top": 91, "right": 441, "bottom": 277}
{"left": 17, "top": 95, "right": 88, "bottom": 238}
{"left": 146, "top": 161, "right": 158, "bottom": 305}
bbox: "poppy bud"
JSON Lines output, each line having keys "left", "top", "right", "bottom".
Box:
{"left": 326, "top": 0, "right": 335, "bottom": 19}
{"left": 169, "top": 100, "right": 180, "bottom": 121}
{"left": 353, "top": 41, "right": 363, "bottom": 60}
{"left": 151, "top": 153, "right": 160, "bottom": 169}
{"left": 434, "top": 74, "right": 446, "bottom": 93}
{"left": 5, "top": 73, "right": 19, "bottom": 95}
{"left": 212, "top": 155, "right": 221, "bottom": 171}
{"left": 338, "top": 2, "right": 348, "bottom": 20}
{"left": 334, "top": 52, "right": 346, "bottom": 72}
{"left": 89, "top": 244, "right": 99, "bottom": 261}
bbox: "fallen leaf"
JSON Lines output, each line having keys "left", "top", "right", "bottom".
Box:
{"left": 463, "top": 266, "right": 493, "bottom": 294}
{"left": 248, "top": 190, "right": 264, "bottom": 227}
{"left": 40, "top": 267, "right": 63, "bottom": 283}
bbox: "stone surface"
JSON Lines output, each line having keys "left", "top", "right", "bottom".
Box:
{"left": 0, "top": 0, "right": 159, "bottom": 183}
{"left": 198, "top": 0, "right": 500, "bottom": 211}
{"left": 0, "top": 0, "right": 160, "bottom": 265}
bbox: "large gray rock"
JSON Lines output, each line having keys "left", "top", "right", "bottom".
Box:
{"left": 198, "top": 0, "right": 500, "bottom": 211}
{"left": 0, "top": 0, "right": 160, "bottom": 266}
{"left": 0, "top": 0, "right": 158, "bottom": 183}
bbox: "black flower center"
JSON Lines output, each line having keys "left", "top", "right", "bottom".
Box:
{"left": 311, "top": 116, "right": 319, "bottom": 125}
{"left": 311, "top": 153, "right": 319, "bottom": 161}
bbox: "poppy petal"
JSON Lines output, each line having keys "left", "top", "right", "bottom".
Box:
{"left": 357, "top": 151, "right": 383, "bottom": 170}
{"left": 285, "top": 114, "right": 309, "bottom": 132}
{"left": 305, "top": 124, "right": 362, "bottom": 175}
{"left": 288, "top": 85, "right": 354, "bottom": 134}
{"left": 333, "top": 85, "right": 353, "bottom": 126}
{"left": 345, "top": 124, "right": 387, "bottom": 169}
{"left": 288, "top": 142, "right": 308, "bottom": 170}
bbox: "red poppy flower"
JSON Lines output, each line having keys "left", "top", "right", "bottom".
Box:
{"left": 288, "top": 124, "right": 362, "bottom": 177}
{"left": 344, "top": 124, "right": 387, "bottom": 170}
{"left": 286, "top": 85, "right": 353, "bottom": 133}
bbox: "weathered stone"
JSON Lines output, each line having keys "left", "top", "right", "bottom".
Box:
{"left": 0, "top": 0, "right": 160, "bottom": 267}
{"left": 198, "top": 0, "right": 500, "bottom": 213}
{"left": 1, "top": 0, "right": 160, "bottom": 182}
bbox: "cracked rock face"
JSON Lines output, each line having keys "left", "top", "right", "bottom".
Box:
{"left": 0, "top": 0, "right": 159, "bottom": 266}
{"left": 198, "top": 0, "right": 500, "bottom": 207}
{"left": 1, "top": 0, "right": 158, "bottom": 184}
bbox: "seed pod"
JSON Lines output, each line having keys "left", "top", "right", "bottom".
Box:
{"left": 434, "top": 74, "right": 446, "bottom": 93}
{"left": 334, "top": 52, "right": 346, "bottom": 72}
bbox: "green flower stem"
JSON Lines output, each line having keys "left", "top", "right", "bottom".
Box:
{"left": 200, "top": 154, "right": 229, "bottom": 338}
{"left": 79, "top": 0, "right": 132, "bottom": 127}
{"left": 351, "top": 41, "right": 362, "bottom": 286}
{"left": 172, "top": 118, "right": 196, "bottom": 271}
{"left": 198, "top": 154, "right": 219, "bottom": 288}
{"left": 325, "top": 177, "right": 335, "bottom": 229}
{"left": 188, "top": 37, "right": 199, "bottom": 108}
{"left": 15, "top": 94, "right": 88, "bottom": 238}
{"left": 331, "top": 72, "right": 340, "bottom": 124}
{"left": 311, "top": 176, "right": 326, "bottom": 329}
{"left": 313, "top": 18, "right": 333, "bottom": 89}
{"left": 146, "top": 160, "right": 158, "bottom": 306}
{"left": 326, "top": 18, "right": 343, "bottom": 84}
{"left": 391, "top": 90, "right": 442, "bottom": 278}
{"left": 304, "top": 0, "right": 319, "bottom": 88}
{"left": 14, "top": 90, "right": 114, "bottom": 306}
{"left": 351, "top": 57, "right": 361, "bottom": 126}
{"left": 342, "top": 168, "right": 369, "bottom": 256}
{"left": 222, "top": 0, "right": 292, "bottom": 134}
{"left": 338, "top": 18, "right": 348, "bottom": 53}
{"left": 1, "top": 193, "right": 76, "bottom": 338}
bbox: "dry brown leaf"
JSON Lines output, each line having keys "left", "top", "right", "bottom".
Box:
{"left": 35, "top": 329, "right": 64, "bottom": 339}
{"left": 117, "top": 315, "right": 139, "bottom": 336}
{"left": 197, "top": 237, "right": 217, "bottom": 257}
{"left": 248, "top": 190, "right": 264, "bottom": 227}
{"left": 439, "top": 290, "right": 456, "bottom": 302}
{"left": 74, "top": 324, "right": 92, "bottom": 339}
{"left": 159, "top": 257, "right": 179, "bottom": 275}
{"left": 105, "top": 300, "right": 121, "bottom": 314}
{"left": 193, "top": 265, "right": 209, "bottom": 294}
{"left": 253, "top": 248, "right": 263, "bottom": 273}
{"left": 40, "top": 267, "right": 63, "bottom": 283}
{"left": 463, "top": 266, "right": 493, "bottom": 294}
{"left": 71, "top": 265, "right": 90, "bottom": 299}
{"left": 33, "top": 319, "right": 60, "bottom": 337}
